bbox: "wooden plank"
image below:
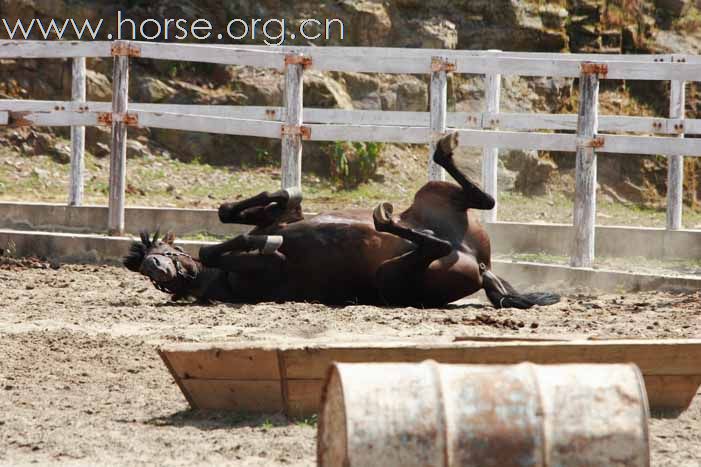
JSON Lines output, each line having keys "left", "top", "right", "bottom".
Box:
{"left": 307, "top": 53, "right": 431, "bottom": 74}
{"left": 134, "top": 41, "right": 286, "bottom": 70}
{"left": 181, "top": 380, "right": 284, "bottom": 412}
{"left": 492, "top": 112, "right": 676, "bottom": 134}
{"left": 281, "top": 55, "right": 304, "bottom": 190}
{"left": 131, "top": 103, "right": 281, "bottom": 121}
{"left": 644, "top": 375, "right": 701, "bottom": 413}
{"left": 7, "top": 108, "right": 701, "bottom": 157}
{"left": 69, "top": 56, "right": 86, "bottom": 207}
{"left": 667, "top": 80, "right": 685, "bottom": 230}
{"left": 158, "top": 339, "right": 701, "bottom": 415}
{"left": 7, "top": 110, "right": 100, "bottom": 127}
{"left": 223, "top": 44, "right": 675, "bottom": 63}
{"left": 453, "top": 56, "right": 701, "bottom": 81}
{"left": 166, "top": 375, "right": 701, "bottom": 417}
{"left": 600, "top": 133, "right": 701, "bottom": 156}
{"left": 286, "top": 380, "right": 324, "bottom": 418}
{"left": 0, "top": 99, "right": 111, "bottom": 112}
{"left": 0, "top": 40, "right": 111, "bottom": 58}
{"left": 571, "top": 68, "right": 600, "bottom": 268}
{"left": 428, "top": 59, "right": 447, "bottom": 181}
{"left": 309, "top": 123, "right": 431, "bottom": 144}
{"left": 481, "top": 71, "right": 501, "bottom": 223}
{"left": 280, "top": 339, "right": 701, "bottom": 379}
{"left": 6, "top": 99, "right": 701, "bottom": 137}
{"left": 234, "top": 45, "right": 681, "bottom": 75}
{"left": 107, "top": 50, "right": 129, "bottom": 236}
{"left": 135, "top": 111, "right": 282, "bottom": 139}
{"left": 456, "top": 129, "right": 576, "bottom": 152}
{"left": 0, "top": 39, "right": 695, "bottom": 78}
{"left": 163, "top": 348, "right": 280, "bottom": 380}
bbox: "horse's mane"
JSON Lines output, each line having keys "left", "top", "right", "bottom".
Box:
{"left": 123, "top": 230, "right": 160, "bottom": 272}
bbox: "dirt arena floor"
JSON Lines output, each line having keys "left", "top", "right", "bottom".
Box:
{"left": 1, "top": 261, "right": 700, "bottom": 466}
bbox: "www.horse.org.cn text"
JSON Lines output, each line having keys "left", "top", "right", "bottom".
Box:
{"left": 1, "top": 12, "right": 346, "bottom": 45}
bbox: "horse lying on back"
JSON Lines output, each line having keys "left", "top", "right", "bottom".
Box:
{"left": 124, "top": 133, "right": 559, "bottom": 308}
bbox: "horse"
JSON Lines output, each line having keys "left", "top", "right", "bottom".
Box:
{"left": 124, "top": 133, "right": 560, "bottom": 309}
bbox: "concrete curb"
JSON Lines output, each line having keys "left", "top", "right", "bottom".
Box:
{"left": 2, "top": 202, "right": 700, "bottom": 259}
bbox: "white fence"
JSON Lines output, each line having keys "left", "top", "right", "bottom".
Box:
{"left": 1, "top": 40, "right": 701, "bottom": 267}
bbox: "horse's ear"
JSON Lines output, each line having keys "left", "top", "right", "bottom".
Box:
{"left": 164, "top": 232, "right": 176, "bottom": 245}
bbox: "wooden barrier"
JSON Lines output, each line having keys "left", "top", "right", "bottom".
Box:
{"left": 158, "top": 338, "right": 701, "bottom": 417}
{"left": 1, "top": 40, "right": 701, "bottom": 264}
{"left": 6, "top": 99, "right": 701, "bottom": 135}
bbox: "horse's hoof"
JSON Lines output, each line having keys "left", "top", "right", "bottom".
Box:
{"left": 284, "top": 187, "right": 303, "bottom": 208}
{"left": 373, "top": 202, "right": 394, "bottom": 230}
{"left": 439, "top": 132, "right": 459, "bottom": 154}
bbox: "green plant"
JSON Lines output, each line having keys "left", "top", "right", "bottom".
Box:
{"left": 295, "top": 414, "right": 318, "bottom": 428}
{"left": 255, "top": 147, "right": 274, "bottom": 165}
{"left": 329, "top": 141, "right": 382, "bottom": 189}
{"left": 260, "top": 419, "right": 274, "bottom": 430}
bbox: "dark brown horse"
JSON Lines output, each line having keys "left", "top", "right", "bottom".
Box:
{"left": 124, "top": 133, "right": 559, "bottom": 308}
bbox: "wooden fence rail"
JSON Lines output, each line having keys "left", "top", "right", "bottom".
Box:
{"left": 1, "top": 40, "right": 700, "bottom": 266}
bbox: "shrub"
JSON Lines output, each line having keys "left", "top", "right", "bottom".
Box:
{"left": 329, "top": 141, "right": 382, "bottom": 189}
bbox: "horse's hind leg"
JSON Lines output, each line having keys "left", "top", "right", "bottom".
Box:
{"left": 373, "top": 202, "right": 453, "bottom": 305}
{"left": 218, "top": 187, "right": 303, "bottom": 226}
{"left": 433, "top": 133, "right": 495, "bottom": 210}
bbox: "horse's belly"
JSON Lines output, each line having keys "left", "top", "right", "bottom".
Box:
{"left": 423, "top": 251, "right": 483, "bottom": 304}
{"left": 276, "top": 224, "right": 406, "bottom": 304}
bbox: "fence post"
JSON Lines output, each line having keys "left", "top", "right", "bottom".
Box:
{"left": 666, "top": 80, "right": 685, "bottom": 230}
{"left": 107, "top": 43, "right": 130, "bottom": 235}
{"left": 428, "top": 57, "right": 448, "bottom": 181}
{"left": 281, "top": 54, "right": 305, "bottom": 190}
{"left": 571, "top": 63, "right": 601, "bottom": 268}
{"left": 481, "top": 70, "right": 501, "bottom": 223}
{"left": 68, "top": 57, "right": 86, "bottom": 206}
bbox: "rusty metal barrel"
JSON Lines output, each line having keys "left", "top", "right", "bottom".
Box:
{"left": 318, "top": 361, "right": 649, "bottom": 467}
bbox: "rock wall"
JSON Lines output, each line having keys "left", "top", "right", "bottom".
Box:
{"left": 1, "top": 0, "right": 701, "bottom": 202}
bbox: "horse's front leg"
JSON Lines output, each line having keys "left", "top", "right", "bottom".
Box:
{"left": 218, "top": 188, "right": 303, "bottom": 226}
{"left": 373, "top": 202, "right": 454, "bottom": 306}
{"left": 199, "top": 234, "right": 283, "bottom": 267}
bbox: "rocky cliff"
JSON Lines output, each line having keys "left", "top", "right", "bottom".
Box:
{"left": 1, "top": 0, "right": 701, "bottom": 204}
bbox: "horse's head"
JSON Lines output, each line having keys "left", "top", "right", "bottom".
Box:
{"left": 123, "top": 230, "right": 200, "bottom": 296}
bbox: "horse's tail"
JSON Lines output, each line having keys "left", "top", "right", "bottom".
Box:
{"left": 482, "top": 269, "right": 560, "bottom": 309}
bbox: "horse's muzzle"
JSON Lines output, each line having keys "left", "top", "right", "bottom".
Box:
{"left": 141, "top": 255, "right": 177, "bottom": 283}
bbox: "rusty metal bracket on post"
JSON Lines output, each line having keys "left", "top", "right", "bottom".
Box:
{"left": 98, "top": 112, "right": 139, "bottom": 126}
{"left": 576, "top": 136, "right": 605, "bottom": 149}
{"left": 8, "top": 111, "right": 32, "bottom": 127}
{"left": 580, "top": 62, "right": 608, "bottom": 78}
{"left": 111, "top": 42, "right": 141, "bottom": 57}
{"left": 431, "top": 57, "right": 456, "bottom": 73}
{"left": 281, "top": 124, "right": 311, "bottom": 140}
{"left": 284, "top": 54, "right": 312, "bottom": 69}
{"left": 481, "top": 113, "right": 500, "bottom": 130}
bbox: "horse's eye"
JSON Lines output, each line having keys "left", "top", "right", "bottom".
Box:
{"left": 175, "top": 246, "right": 184, "bottom": 252}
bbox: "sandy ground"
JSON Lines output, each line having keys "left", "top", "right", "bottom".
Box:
{"left": 1, "top": 262, "right": 700, "bottom": 466}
